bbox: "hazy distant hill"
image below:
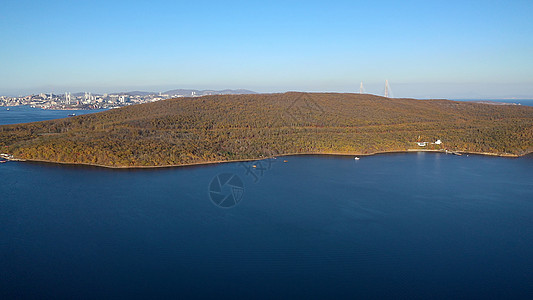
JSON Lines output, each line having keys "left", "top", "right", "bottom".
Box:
{"left": 117, "top": 91, "right": 155, "bottom": 96}
{"left": 72, "top": 92, "right": 102, "bottom": 97}
{"left": 69, "top": 89, "right": 257, "bottom": 97}
{"left": 1, "top": 92, "right": 532, "bottom": 167}
{"left": 72, "top": 91, "right": 150, "bottom": 97}
{"left": 163, "top": 89, "right": 256, "bottom": 97}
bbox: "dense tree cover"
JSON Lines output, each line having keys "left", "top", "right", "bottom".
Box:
{"left": 1, "top": 92, "right": 532, "bottom": 167}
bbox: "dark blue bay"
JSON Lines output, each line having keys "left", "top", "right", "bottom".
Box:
{"left": 1, "top": 107, "right": 533, "bottom": 299}
{"left": 1, "top": 152, "right": 532, "bottom": 299}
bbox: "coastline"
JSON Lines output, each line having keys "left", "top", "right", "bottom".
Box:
{"left": 7, "top": 149, "right": 524, "bottom": 169}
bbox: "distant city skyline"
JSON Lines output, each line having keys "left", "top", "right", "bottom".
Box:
{"left": 3, "top": 82, "right": 533, "bottom": 100}
{"left": 1, "top": 0, "right": 532, "bottom": 99}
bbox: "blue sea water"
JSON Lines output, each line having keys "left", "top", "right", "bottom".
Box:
{"left": 453, "top": 99, "right": 533, "bottom": 106}
{"left": 0, "top": 106, "right": 106, "bottom": 125}
{"left": 1, "top": 153, "right": 532, "bottom": 298}
{"left": 1, "top": 106, "right": 533, "bottom": 299}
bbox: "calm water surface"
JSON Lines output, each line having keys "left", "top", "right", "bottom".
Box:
{"left": 453, "top": 99, "right": 533, "bottom": 106}
{"left": 1, "top": 153, "right": 532, "bottom": 299}
{"left": 1, "top": 106, "right": 533, "bottom": 299}
{"left": 0, "top": 106, "right": 106, "bottom": 125}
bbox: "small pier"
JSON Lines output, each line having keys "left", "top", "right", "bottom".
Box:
{"left": 445, "top": 150, "right": 462, "bottom": 156}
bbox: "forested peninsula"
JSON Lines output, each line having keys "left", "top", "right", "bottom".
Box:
{"left": 1, "top": 92, "right": 532, "bottom": 167}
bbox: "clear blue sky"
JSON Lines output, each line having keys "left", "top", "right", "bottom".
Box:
{"left": 1, "top": 0, "right": 532, "bottom": 98}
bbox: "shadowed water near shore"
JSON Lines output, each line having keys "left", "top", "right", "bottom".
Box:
{"left": 1, "top": 152, "right": 532, "bottom": 298}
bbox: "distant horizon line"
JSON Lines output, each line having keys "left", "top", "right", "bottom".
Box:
{"left": 2, "top": 80, "right": 533, "bottom": 99}
{"left": 2, "top": 89, "right": 533, "bottom": 101}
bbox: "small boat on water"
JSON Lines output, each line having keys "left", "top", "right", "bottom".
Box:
{"left": 354, "top": 157, "right": 360, "bottom": 160}
{"left": 68, "top": 113, "right": 76, "bottom": 117}
{"left": 6, "top": 108, "right": 10, "bottom": 111}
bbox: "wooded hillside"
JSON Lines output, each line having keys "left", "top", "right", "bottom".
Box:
{"left": 1, "top": 92, "right": 532, "bottom": 167}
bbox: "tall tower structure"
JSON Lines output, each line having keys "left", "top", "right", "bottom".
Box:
{"left": 359, "top": 81, "right": 364, "bottom": 94}
{"left": 384, "top": 80, "right": 390, "bottom": 98}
